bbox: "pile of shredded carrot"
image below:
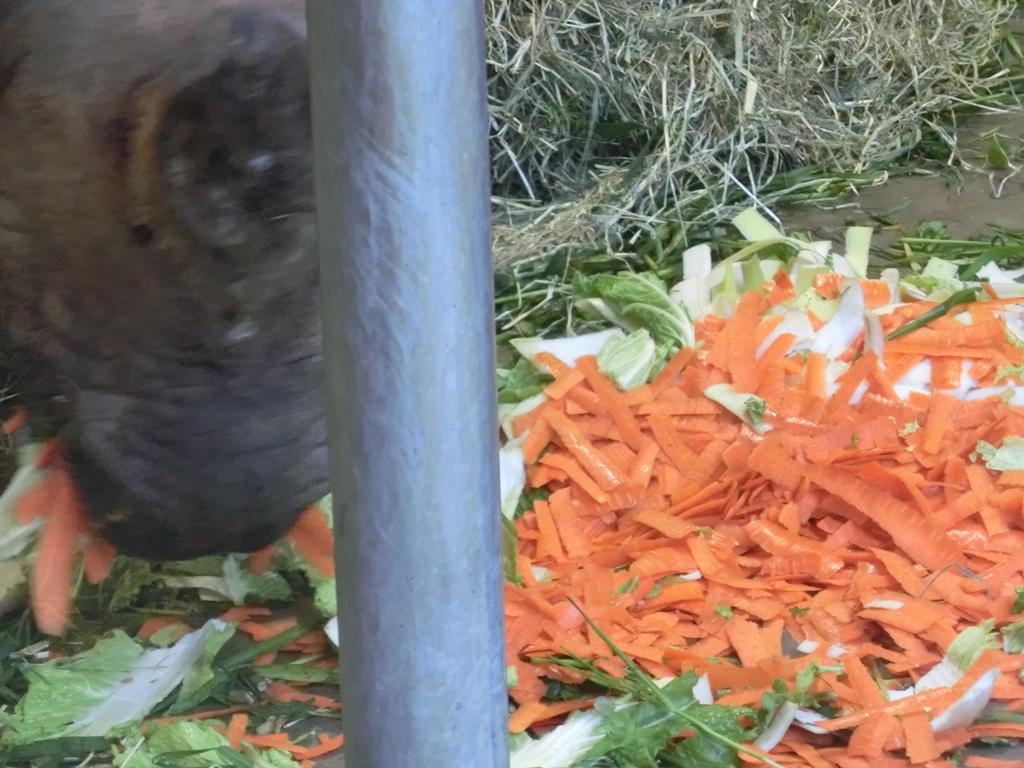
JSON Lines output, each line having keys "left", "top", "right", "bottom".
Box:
{"left": 506, "top": 287, "right": 1024, "bottom": 766}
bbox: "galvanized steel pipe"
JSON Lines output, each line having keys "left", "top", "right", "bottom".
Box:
{"left": 305, "top": 1, "right": 509, "bottom": 766}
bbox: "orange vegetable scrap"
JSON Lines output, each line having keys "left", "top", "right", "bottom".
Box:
{"left": 506, "top": 288, "right": 1024, "bottom": 766}
{"left": 15, "top": 440, "right": 118, "bottom": 636}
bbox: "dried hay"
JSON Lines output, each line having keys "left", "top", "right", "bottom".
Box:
{"left": 486, "top": 0, "right": 1018, "bottom": 265}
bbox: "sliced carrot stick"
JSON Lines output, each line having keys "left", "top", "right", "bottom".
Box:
{"left": 847, "top": 712, "right": 899, "bottom": 758}
{"left": 285, "top": 507, "right": 335, "bottom": 577}
{"left": 729, "top": 291, "right": 764, "bottom": 392}
{"left": 532, "top": 499, "right": 564, "bottom": 560}
{"left": 922, "top": 391, "right": 955, "bottom": 456}
{"left": 545, "top": 409, "right": 627, "bottom": 490}
{"left": 31, "top": 472, "right": 86, "bottom": 636}
{"left": 547, "top": 488, "right": 592, "bottom": 559}
{"left": 648, "top": 413, "right": 698, "bottom": 474}
{"left": 225, "top": 712, "right": 249, "bottom": 751}
{"left": 521, "top": 410, "right": 555, "bottom": 463}
{"left": 14, "top": 472, "right": 59, "bottom": 524}
{"left": 838, "top": 652, "right": 886, "bottom": 707}
{"left": 724, "top": 615, "right": 770, "bottom": 666}
{"left": 219, "top": 606, "right": 272, "bottom": 623}
{"left": 859, "top": 280, "right": 892, "bottom": 309}
{"left": 827, "top": 350, "right": 877, "bottom": 413}
{"left": 237, "top": 618, "right": 299, "bottom": 643}
{"left": 508, "top": 698, "right": 595, "bottom": 734}
{"left": 902, "top": 710, "right": 940, "bottom": 764}
{"left": 931, "top": 356, "right": 963, "bottom": 391}
{"left": 543, "top": 367, "right": 586, "bottom": 400}
{"left": 264, "top": 681, "right": 342, "bottom": 710}
{"left": 136, "top": 617, "right": 188, "bottom": 641}
{"left": 82, "top": 538, "right": 117, "bottom": 584}
{"left": 539, "top": 453, "right": 609, "bottom": 503}
{"left": 816, "top": 686, "right": 953, "bottom": 731}
{"left": 576, "top": 356, "right": 645, "bottom": 451}
{"left": 1, "top": 409, "right": 27, "bottom": 436}
{"left": 804, "top": 464, "right": 963, "bottom": 572}
{"left": 246, "top": 544, "right": 278, "bottom": 575}
{"left": 964, "top": 757, "right": 1023, "bottom": 768}
{"left": 531, "top": 351, "right": 572, "bottom": 377}
{"left": 295, "top": 733, "right": 346, "bottom": 759}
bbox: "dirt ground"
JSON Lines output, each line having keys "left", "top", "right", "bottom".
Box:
{"left": 781, "top": 109, "right": 1024, "bottom": 244}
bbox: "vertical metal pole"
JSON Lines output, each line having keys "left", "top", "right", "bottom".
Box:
{"left": 305, "top": 1, "right": 508, "bottom": 767}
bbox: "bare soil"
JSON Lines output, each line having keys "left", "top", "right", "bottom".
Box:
{"left": 782, "top": 109, "right": 1024, "bottom": 245}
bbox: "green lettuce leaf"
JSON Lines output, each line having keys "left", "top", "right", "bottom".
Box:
{"left": 114, "top": 719, "right": 304, "bottom": 768}
{"left": 163, "top": 555, "right": 292, "bottom": 606}
{"left": 499, "top": 358, "right": 553, "bottom": 404}
{"left": 176, "top": 622, "right": 237, "bottom": 705}
{"left": 976, "top": 437, "right": 1024, "bottom": 472}
{"left": 573, "top": 272, "right": 694, "bottom": 349}
{"left": 0, "top": 620, "right": 234, "bottom": 746}
{"left": 596, "top": 329, "right": 667, "bottom": 390}
{"left": 1002, "top": 620, "right": 1024, "bottom": 654}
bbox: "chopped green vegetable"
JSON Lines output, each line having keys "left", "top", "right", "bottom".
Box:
{"left": 996, "top": 364, "right": 1024, "bottom": 383}
{"left": 164, "top": 555, "right": 292, "bottom": 606}
{"left": 745, "top": 397, "right": 767, "bottom": 427}
{"left": 975, "top": 437, "right": 1024, "bottom": 472}
{"left": 1002, "top": 620, "right": 1024, "bottom": 654}
{"left": 732, "top": 208, "right": 784, "bottom": 242}
{"left": 596, "top": 329, "right": 667, "bottom": 390}
{"left": 113, "top": 720, "right": 302, "bottom": 768}
{"left": 844, "top": 226, "right": 872, "bottom": 279}
{"left": 0, "top": 620, "right": 233, "bottom": 746}
{"left": 574, "top": 272, "right": 695, "bottom": 349}
{"left": 914, "top": 619, "right": 999, "bottom": 692}
{"left": 511, "top": 330, "right": 625, "bottom": 375}
{"left": 0, "top": 443, "right": 47, "bottom": 561}
{"left": 499, "top": 358, "right": 553, "bottom": 403}
{"left": 705, "top": 384, "right": 771, "bottom": 435}
{"left": 614, "top": 576, "right": 639, "bottom": 595}
{"left": 1014, "top": 587, "right": 1024, "bottom": 615}
{"left": 988, "top": 138, "right": 1010, "bottom": 170}
{"left": 503, "top": 516, "right": 523, "bottom": 587}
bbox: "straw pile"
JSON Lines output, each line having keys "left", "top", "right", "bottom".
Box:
{"left": 486, "top": 0, "right": 1018, "bottom": 265}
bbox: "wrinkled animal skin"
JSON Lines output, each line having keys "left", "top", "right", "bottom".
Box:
{"left": 0, "top": 0, "right": 329, "bottom": 558}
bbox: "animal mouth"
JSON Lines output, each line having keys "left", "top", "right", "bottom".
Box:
{"left": 64, "top": 371, "right": 329, "bottom": 560}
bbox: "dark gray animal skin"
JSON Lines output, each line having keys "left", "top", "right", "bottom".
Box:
{"left": 0, "top": 0, "right": 329, "bottom": 558}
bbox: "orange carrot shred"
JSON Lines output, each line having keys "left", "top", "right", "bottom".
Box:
{"left": 31, "top": 471, "right": 86, "bottom": 636}
{"left": 284, "top": 506, "right": 335, "bottom": 577}
{"left": 295, "top": 733, "right": 346, "bottom": 759}
{"left": 247, "top": 544, "right": 278, "bottom": 574}
{"left": 576, "top": 356, "right": 645, "bottom": 450}
{"left": 903, "top": 710, "right": 941, "bottom": 764}
{"left": 1, "top": 409, "right": 27, "bottom": 436}
{"left": 81, "top": 538, "right": 117, "bottom": 584}
{"left": 545, "top": 409, "right": 627, "bottom": 491}
{"left": 226, "top": 712, "right": 249, "bottom": 751}
{"left": 531, "top": 351, "right": 571, "bottom": 377}
{"left": 922, "top": 391, "right": 955, "bottom": 455}
{"left": 532, "top": 499, "right": 565, "bottom": 560}
{"left": 729, "top": 291, "right": 764, "bottom": 392}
